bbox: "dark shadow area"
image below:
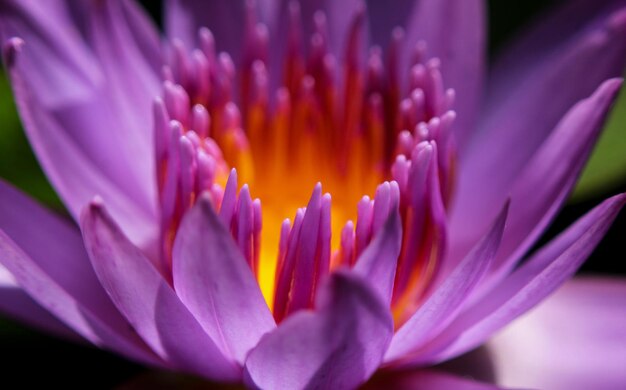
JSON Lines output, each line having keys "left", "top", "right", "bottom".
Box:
{"left": 0, "top": 317, "right": 143, "bottom": 388}
{"left": 435, "top": 346, "right": 496, "bottom": 383}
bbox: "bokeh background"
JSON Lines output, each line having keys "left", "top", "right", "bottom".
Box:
{"left": 0, "top": 0, "right": 624, "bottom": 387}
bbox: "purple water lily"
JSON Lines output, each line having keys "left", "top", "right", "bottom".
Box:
{"left": 1, "top": 0, "right": 625, "bottom": 388}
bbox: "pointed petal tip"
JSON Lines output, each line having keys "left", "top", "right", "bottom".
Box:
{"left": 432, "top": 191, "right": 626, "bottom": 363}
{"left": 81, "top": 196, "right": 106, "bottom": 225}
{"left": 245, "top": 269, "right": 392, "bottom": 390}
{"left": 80, "top": 200, "right": 124, "bottom": 257}
{"left": 2, "top": 37, "right": 24, "bottom": 68}
{"left": 598, "top": 77, "right": 623, "bottom": 95}
{"left": 307, "top": 183, "right": 323, "bottom": 204}
{"left": 173, "top": 183, "right": 274, "bottom": 365}
{"left": 572, "top": 77, "right": 623, "bottom": 119}
{"left": 607, "top": 192, "right": 626, "bottom": 210}
{"left": 91, "top": 195, "right": 105, "bottom": 207}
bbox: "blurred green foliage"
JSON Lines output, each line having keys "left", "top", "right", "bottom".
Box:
{"left": 572, "top": 83, "right": 626, "bottom": 201}
{"left": 0, "top": 71, "right": 62, "bottom": 209}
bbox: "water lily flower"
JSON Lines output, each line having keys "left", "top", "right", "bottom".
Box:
{"left": 0, "top": 0, "right": 625, "bottom": 388}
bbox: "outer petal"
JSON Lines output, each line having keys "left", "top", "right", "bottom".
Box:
{"left": 0, "top": 0, "right": 161, "bottom": 249}
{"left": 453, "top": 4, "right": 626, "bottom": 258}
{"left": 487, "top": 0, "right": 626, "bottom": 114}
{"left": 172, "top": 194, "right": 275, "bottom": 365}
{"left": 80, "top": 201, "right": 240, "bottom": 381}
{"left": 451, "top": 78, "right": 623, "bottom": 282}
{"left": 488, "top": 277, "right": 626, "bottom": 390}
{"left": 0, "top": 180, "right": 158, "bottom": 365}
{"left": 0, "top": 0, "right": 99, "bottom": 103}
{"left": 244, "top": 271, "right": 394, "bottom": 390}
{"left": 385, "top": 202, "right": 507, "bottom": 362}
{"left": 0, "top": 264, "right": 77, "bottom": 340}
{"left": 117, "top": 0, "right": 163, "bottom": 73}
{"left": 401, "top": 0, "right": 486, "bottom": 149}
{"left": 417, "top": 193, "right": 626, "bottom": 364}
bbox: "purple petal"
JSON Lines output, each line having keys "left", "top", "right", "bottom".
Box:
{"left": 0, "top": 264, "right": 78, "bottom": 341}
{"left": 353, "top": 206, "right": 403, "bottom": 305}
{"left": 365, "top": 0, "right": 414, "bottom": 47}
{"left": 0, "top": 231, "right": 163, "bottom": 366}
{"left": 72, "top": 0, "right": 162, "bottom": 149}
{"left": 80, "top": 201, "right": 240, "bottom": 381}
{"left": 264, "top": 0, "right": 366, "bottom": 93}
{"left": 288, "top": 184, "right": 324, "bottom": 313}
{"left": 450, "top": 78, "right": 623, "bottom": 284}
{"left": 0, "top": 0, "right": 101, "bottom": 102}
{"left": 172, "top": 194, "right": 275, "bottom": 365}
{"left": 364, "top": 369, "right": 504, "bottom": 390}
{"left": 0, "top": 180, "right": 158, "bottom": 365}
{"left": 1, "top": 1, "right": 161, "bottom": 250}
{"left": 321, "top": 0, "right": 367, "bottom": 61}
{"left": 488, "top": 277, "right": 626, "bottom": 390}
{"left": 165, "top": 0, "right": 278, "bottom": 65}
{"left": 385, "top": 202, "right": 508, "bottom": 362}
{"left": 488, "top": 0, "right": 626, "bottom": 112}
{"left": 419, "top": 193, "right": 626, "bottom": 364}
{"left": 118, "top": 0, "right": 163, "bottom": 73}
{"left": 401, "top": 0, "right": 486, "bottom": 149}
{"left": 244, "top": 270, "right": 394, "bottom": 389}
{"left": 472, "top": 3, "right": 626, "bottom": 172}
{"left": 453, "top": 4, "right": 626, "bottom": 258}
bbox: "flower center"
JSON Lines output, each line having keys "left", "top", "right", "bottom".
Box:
{"left": 154, "top": 3, "right": 457, "bottom": 325}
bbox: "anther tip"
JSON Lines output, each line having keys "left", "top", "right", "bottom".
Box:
{"left": 169, "top": 119, "right": 183, "bottom": 131}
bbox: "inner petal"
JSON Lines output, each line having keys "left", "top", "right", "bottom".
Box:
{"left": 155, "top": 6, "right": 457, "bottom": 322}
